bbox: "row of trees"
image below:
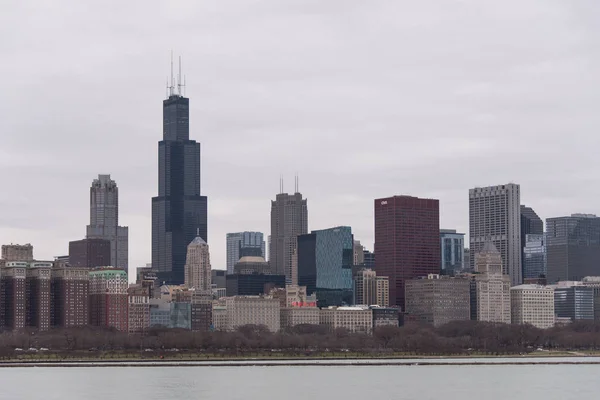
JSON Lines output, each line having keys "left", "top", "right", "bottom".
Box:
{"left": 1, "top": 320, "right": 600, "bottom": 357}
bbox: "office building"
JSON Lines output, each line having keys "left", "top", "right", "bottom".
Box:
{"left": 546, "top": 214, "right": 600, "bottom": 283}
{"left": 405, "top": 274, "right": 471, "bottom": 327}
{"left": 226, "top": 232, "right": 266, "bottom": 274}
{"left": 184, "top": 236, "right": 211, "bottom": 291}
{"left": 1, "top": 244, "right": 33, "bottom": 261}
{"left": 469, "top": 183, "right": 522, "bottom": 285}
{"left": 472, "top": 242, "right": 511, "bottom": 323}
{"left": 86, "top": 175, "right": 128, "bottom": 269}
{"left": 51, "top": 265, "right": 89, "bottom": 327}
{"left": 353, "top": 269, "right": 389, "bottom": 306}
{"left": 211, "top": 270, "right": 226, "bottom": 289}
{"left": 552, "top": 283, "right": 594, "bottom": 321}
{"left": 190, "top": 289, "right": 213, "bottom": 331}
{"left": 233, "top": 256, "right": 272, "bottom": 275}
{"left": 581, "top": 276, "right": 600, "bottom": 320}
{"left": 152, "top": 79, "right": 208, "bottom": 285}
{"left": 363, "top": 249, "right": 375, "bottom": 269}
{"left": 89, "top": 268, "right": 128, "bottom": 331}
{"left": 440, "top": 229, "right": 465, "bottom": 275}
{"left": 128, "top": 286, "right": 150, "bottom": 334}
{"left": 0, "top": 262, "right": 27, "bottom": 330}
{"left": 510, "top": 284, "right": 554, "bottom": 329}
{"left": 298, "top": 226, "right": 354, "bottom": 307}
{"left": 523, "top": 234, "right": 546, "bottom": 279}
{"left": 68, "top": 238, "right": 111, "bottom": 268}
{"left": 25, "top": 261, "right": 52, "bottom": 331}
{"left": 371, "top": 307, "right": 399, "bottom": 328}
{"left": 374, "top": 195, "right": 440, "bottom": 309}
{"left": 520, "top": 205, "right": 543, "bottom": 275}
{"left": 226, "top": 274, "right": 286, "bottom": 297}
{"left": 353, "top": 240, "right": 365, "bottom": 266}
{"left": 270, "top": 285, "right": 317, "bottom": 308}
{"left": 270, "top": 191, "right": 308, "bottom": 284}
{"left": 320, "top": 306, "right": 373, "bottom": 334}
{"left": 223, "top": 296, "right": 281, "bottom": 332}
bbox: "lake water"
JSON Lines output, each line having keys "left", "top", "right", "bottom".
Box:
{"left": 1, "top": 362, "right": 599, "bottom": 399}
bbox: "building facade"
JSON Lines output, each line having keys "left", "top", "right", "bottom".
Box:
{"left": 440, "top": 229, "right": 465, "bottom": 275}
{"left": 552, "top": 283, "right": 594, "bottom": 321}
{"left": 270, "top": 192, "right": 308, "bottom": 284}
{"left": 374, "top": 195, "right": 440, "bottom": 309}
{"left": 128, "top": 286, "right": 150, "bottom": 334}
{"left": 404, "top": 274, "right": 471, "bottom": 327}
{"left": 353, "top": 269, "right": 390, "bottom": 307}
{"left": 1, "top": 244, "right": 33, "bottom": 261}
{"left": 0, "top": 262, "right": 27, "bottom": 330}
{"left": 472, "top": 243, "right": 511, "bottom": 323}
{"left": 523, "top": 234, "right": 546, "bottom": 279}
{"left": 520, "top": 205, "right": 543, "bottom": 277}
{"left": 184, "top": 236, "right": 211, "bottom": 291}
{"left": 224, "top": 296, "right": 281, "bottom": 332}
{"left": 86, "top": 175, "right": 128, "bottom": 269}
{"left": 152, "top": 88, "right": 208, "bottom": 285}
{"left": 51, "top": 265, "right": 89, "bottom": 327}
{"left": 226, "top": 274, "right": 286, "bottom": 297}
{"left": 510, "top": 284, "right": 554, "bottom": 329}
{"left": 89, "top": 268, "right": 128, "bottom": 331}
{"left": 25, "top": 262, "right": 52, "bottom": 331}
{"left": 319, "top": 306, "right": 373, "bottom": 334}
{"left": 226, "top": 232, "right": 266, "bottom": 274}
{"left": 546, "top": 214, "right": 600, "bottom": 283}
{"left": 68, "top": 238, "right": 111, "bottom": 269}
{"left": 469, "top": 183, "right": 522, "bottom": 286}
{"left": 298, "top": 226, "right": 354, "bottom": 307}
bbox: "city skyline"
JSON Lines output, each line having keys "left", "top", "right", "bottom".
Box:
{"left": 3, "top": 1, "right": 600, "bottom": 280}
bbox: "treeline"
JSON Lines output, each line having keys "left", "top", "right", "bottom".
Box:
{"left": 1, "top": 321, "right": 600, "bottom": 357}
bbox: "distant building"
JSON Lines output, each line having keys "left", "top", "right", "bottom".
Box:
{"left": 469, "top": 184, "right": 522, "bottom": 285}
{"left": 374, "top": 195, "right": 440, "bottom": 309}
{"left": 520, "top": 205, "right": 543, "bottom": 277}
{"left": 281, "top": 308, "right": 320, "bottom": 329}
{"left": 298, "top": 226, "right": 354, "bottom": 308}
{"left": 25, "top": 261, "right": 52, "bottom": 331}
{"left": 405, "top": 274, "right": 471, "bottom": 327}
{"left": 86, "top": 175, "right": 128, "bottom": 269}
{"left": 68, "top": 238, "right": 111, "bottom": 269}
{"left": 226, "top": 232, "right": 266, "bottom": 274}
{"left": 472, "top": 242, "right": 511, "bottom": 323}
{"left": 51, "top": 265, "right": 89, "bottom": 328}
{"left": 363, "top": 250, "right": 375, "bottom": 269}
{"left": 1, "top": 244, "right": 33, "bottom": 261}
{"left": 270, "top": 191, "right": 308, "bottom": 284}
{"left": 320, "top": 306, "right": 373, "bottom": 334}
{"left": 211, "top": 270, "right": 226, "bottom": 289}
{"left": 440, "top": 229, "right": 465, "bottom": 275}
{"left": 184, "top": 236, "right": 211, "bottom": 291}
{"left": 226, "top": 274, "right": 286, "bottom": 297}
{"left": 371, "top": 307, "right": 399, "bottom": 329}
{"left": 546, "top": 214, "right": 600, "bottom": 283}
{"left": 89, "top": 268, "right": 128, "bottom": 331}
{"left": 190, "top": 290, "right": 213, "bottom": 332}
{"left": 0, "top": 262, "right": 27, "bottom": 330}
{"left": 552, "top": 283, "right": 594, "bottom": 321}
{"left": 233, "top": 256, "right": 272, "bottom": 275}
{"left": 128, "top": 285, "right": 150, "bottom": 334}
{"left": 353, "top": 269, "right": 389, "bottom": 307}
{"left": 224, "top": 296, "right": 281, "bottom": 332}
{"left": 510, "top": 284, "right": 555, "bottom": 329}
{"left": 523, "top": 234, "right": 546, "bottom": 279}
{"left": 353, "top": 240, "right": 365, "bottom": 266}
{"left": 581, "top": 276, "right": 600, "bottom": 320}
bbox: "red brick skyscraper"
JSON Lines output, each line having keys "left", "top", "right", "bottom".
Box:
{"left": 374, "top": 196, "right": 440, "bottom": 310}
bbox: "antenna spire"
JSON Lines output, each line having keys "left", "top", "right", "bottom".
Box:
{"left": 169, "top": 50, "right": 174, "bottom": 97}
{"left": 178, "top": 56, "right": 182, "bottom": 95}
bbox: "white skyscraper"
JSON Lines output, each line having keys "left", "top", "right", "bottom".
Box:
{"left": 469, "top": 183, "right": 522, "bottom": 285}
{"left": 86, "top": 175, "right": 128, "bottom": 269}
{"left": 185, "top": 235, "right": 211, "bottom": 291}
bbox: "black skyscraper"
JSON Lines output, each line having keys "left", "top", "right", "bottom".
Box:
{"left": 152, "top": 81, "right": 207, "bottom": 285}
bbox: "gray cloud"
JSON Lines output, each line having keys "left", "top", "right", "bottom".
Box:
{"left": 1, "top": 0, "right": 600, "bottom": 276}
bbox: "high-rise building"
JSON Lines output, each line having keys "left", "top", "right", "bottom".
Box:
{"left": 353, "top": 269, "right": 390, "bottom": 307}
{"left": 223, "top": 296, "right": 281, "bottom": 332}
{"left": 297, "top": 226, "right": 354, "bottom": 307}
{"left": 469, "top": 183, "right": 522, "bottom": 285}
{"left": 1, "top": 244, "right": 33, "bottom": 261}
{"left": 270, "top": 192, "right": 308, "bottom": 284}
{"left": 190, "top": 289, "right": 213, "bottom": 332}
{"left": 184, "top": 236, "right": 211, "bottom": 291}
{"left": 68, "top": 238, "right": 111, "bottom": 268}
{"left": 374, "top": 195, "right": 440, "bottom": 309}
{"left": 128, "top": 285, "right": 150, "bottom": 334}
{"left": 510, "top": 284, "right": 554, "bottom": 329}
{"left": 520, "top": 205, "right": 543, "bottom": 276}
{"left": 226, "top": 232, "right": 265, "bottom": 274}
{"left": 404, "top": 274, "right": 471, "bottom": 327}
{"left": 551, "top": 282, "right": 594, "bottom": 321}
{"left": 89, "top": 267, "right": 128, "bottom": 331}
{"left": 86, "top": 175, "right": 128, "bottom": 269}
{"left": 0, "top": 262, "right": 27, "bottom": 330}
{"left": 353, "top": 240, "right": 365, "bottom": 266}
{"left": 363, "top": 249, "right": 375, "bottom": 269}
{"left": 523, "top": 234, "right": 546, "bottom": 279}
{"left": 546, "top": 214, "right": 600, "bottom": 283}
{"left": 51, "top": 265, "right": 89, "bottom": 328}
{"left": 25, "top": 261, "right": 52, "bottom": 331}
{"left": 226, "top": 274, "right": 286, "bottom": 297}
{"left": 152, "top": 81, "right": 208, "bottom": 285}
{"left": 472, "top": 242, "right": 511, "bottom": 323}
{"left": 440, "top": 229, "right": 465, "bottom": 275}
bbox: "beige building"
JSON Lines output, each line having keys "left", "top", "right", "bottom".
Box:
{"left": 354, "top": 269, "right": 390, "bottom": 307}
{"left": 1, "top": 243, "right": 33, "bottom": 261}
{"left": 223, "top": 296, "right": 281, "bottom": 332}
{"left": 319, "top": 306, "right": 373, "bottom": 334}
{"left": 184, "top": 236, "right": 211, "bottom": 291}
{"left": 473, "top": 242, "right": 511, "bottom": 323}
{"left": 510, "top": 284, "right": 555, "bottom": 329}
{"left": 128, "top": 285, "right": 150, "bottom": 334}
{"left": 353, "top": 240, "right": 365, "bottom": 266}
{"left": 281, "top": 307, "right": 320, "bottom": 328}
{"left": 212, "top": 301, "right": 228, "bottom": 331}
{"left": 405, "top": 274, "right": 470, "bottom": 327}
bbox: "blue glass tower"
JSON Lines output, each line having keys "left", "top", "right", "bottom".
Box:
{"left": 152, "top": 83, "right": 208, "bottom": 285}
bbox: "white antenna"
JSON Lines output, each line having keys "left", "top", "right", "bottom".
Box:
{"left": 169, "top": 50, "right": 174, "bottom": 96}
{"left": 178, "top": 56, "right": 182, "bottom": 95}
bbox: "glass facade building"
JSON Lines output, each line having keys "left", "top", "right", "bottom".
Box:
{"left": 554, "top": 286, "right": 594, "bottom": 321}
{"left": 440, "top": 229, "right": 464, "bottom": 275}
{"left": 298, "top": 226, "right": 353, "bottom": 307}
{"left": 226, "top": 232, "right": 266, "bottom": 274}
{"left": 523, "top": 234, "right": 546, "bottom": 279}
{"left": 152, "top": 92, "right": 208, "bottom": 285}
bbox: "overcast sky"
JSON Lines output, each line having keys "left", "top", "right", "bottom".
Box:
{"left": 1, "top": 1, "right": 599, "bottom": 278}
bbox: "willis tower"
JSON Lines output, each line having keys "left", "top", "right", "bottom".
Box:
{"left": 152, "top": 58, "right": 208, "bottom": 285}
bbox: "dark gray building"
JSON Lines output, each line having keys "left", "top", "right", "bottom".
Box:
{"left": 225, "top": 274, "right": 286, "bottom": 296}
{"left": 520, "top": 205, "right": 543, "bottom": 278}
{"left": 523, "top": 234, "right": 546, "bottom": 279}
{"left": 68, "top": 238, "right": 111, "bottom": 268}
{"left": 554, "top": 285, "right": 594, "bottom": 321}
{"left": 546, "top": 214, "right": 600, "bottom": 283}
{"left": 152, "top": 83, "right": 208, "bottom": 285}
